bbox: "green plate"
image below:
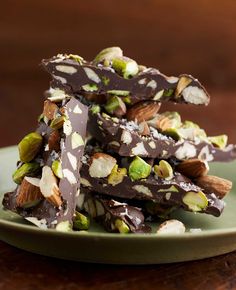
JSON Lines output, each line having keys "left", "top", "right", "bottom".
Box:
{"left": 0, "top": 146, "right": 236, "bottom": 264}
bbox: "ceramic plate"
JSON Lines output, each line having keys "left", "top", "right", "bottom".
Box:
{"left": 0, "top": 146, "right": 236, "bottom": 264}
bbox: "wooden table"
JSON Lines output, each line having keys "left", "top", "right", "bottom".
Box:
{"left": 1, "top": 1, "right": 236, "bottom": 289}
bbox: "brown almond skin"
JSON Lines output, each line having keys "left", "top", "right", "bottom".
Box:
{"left": 195, "top": 175, "right": 232, "bottom": 199}
{"left": 48, "top": 130, "right": 61, "bottom": 152}
{"left": 16, "top": 177, "right": 43, "bottom": 208}
{"left": 43, "top": 100, "right": 59, "bottom": 120}
{"left": 176, "top": 159, "right": 209, "bottom": 179}
{"left": 126, "top": 101, "right": 161, "bottom": 123}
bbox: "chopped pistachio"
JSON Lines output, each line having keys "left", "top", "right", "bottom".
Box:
{"left": 163, "top": 89, "right": 174, "bottom": 97}
{"left": 82, "top": 84, "right": 98, "bottom": 92}
{"left": 13, "top": 162, "right": 40, "bottom": 184}
{"left": 93, "top": 47, "right": 123, "bottom": 64}
{"left": 107, "top": 90, "right": 130, "bottom": 96}
{"left": 90, "top": 104, "right": 101, "bottom": 115}
{"left": 162, "top": 128, "right": 182, "bottom": 141}
{"left": 123, "top": 96, "right": 131, "bottom": 104}
{"left": 128, "top": 156, "right": 151, "bottom": 181}
{"left": 112, "top": 56, "right": 139, "bottom": 79}
{"left": 52, "top": 160, "right": 63, "bottom": 179}
{"left": 104, "top": 96, "right": 126, "bottom": 117}
{"left": 18, "top": 132, "right": 43, "bottom": 163}
{"left": 115, "top": 219, "right": 130, "bottom": 233}
{"left": 208, "top": 135, "right": 228, "bottom": 149}
{"left": 101, "top": 76, "right": 110, "bottom": 86}
{"left": 67, "top": 54, "right": 84, "bottom": 64}
{"left": 108, "top": 165, "right": 127, "bottom": 186}
{"left": 161, "top": 111, "right": 182, "bottom": 128}
{"left": 154, "top": 160, "right": 173, "bottom": 180}
{"left": 183, "top": 191, "right": 208, "bottom": 212}
{"left": 73, "top": 211, "right": 90, "bottom": 231}
{"left": 50, "top": 115, "right": 66, "bottom": 130}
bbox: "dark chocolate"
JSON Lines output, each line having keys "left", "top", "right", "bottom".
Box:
{"left": 42, "top": 56, "right": 210, "bottom": 106}
{"left": 83, "top": 193, "right": 151, "bottom": 233}
{"left": 80, "top": 161, "right": 224, "bottom": 217}
{"left": 87, "top": 112, "right": 236, "bottom": 162}
{"left": 3, "top": 98, "right": 88, "bottom": 229}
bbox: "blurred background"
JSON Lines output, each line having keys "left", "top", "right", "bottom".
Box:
{"left": 0, "top": 0, "right": 236, "bottom": 147}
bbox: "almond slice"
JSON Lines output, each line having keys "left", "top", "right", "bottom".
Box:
{"left": 16, "top": 177, "right": 43, "bottom": 208}
{"left": 39, "top": 166, "right": 62, "bottom": 207}
{"left": 126, "top": 101, "right": 161, "bottom": 123}
{"left": 176, "top": 159, "right": 209, "bottom": 179}
{"left": 195, "top": 175, "right": 232, "bottom": 199}
{"left": 138, "top": 121, "right": 150, "bottom": 136}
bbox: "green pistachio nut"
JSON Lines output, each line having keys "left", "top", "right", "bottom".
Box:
{"left": 73, "top": 211, "right": 90, "bottom": 231}
{"left": 128, "top": 156, "right": 151, "bottom": 181}
{"left": 183, "top": 191, "right": 208, "bottom": 212}
{"left": 67, "top": 54, "right": 84, "bottom": 64}
{"left": 112, "top": 56, "right": 139, "bottom": 79}
{"left": 123, "top": 96, "right": 131, "bottom": 104}
{"left": 182, "top": 120, "right": 200, "bottom": 129}
{"left": 50, "top": 115, "right": 66, "bottom": 130}
{"left": 208, "top": 135, "right": 228, "bottom": 149}
{"left": 12, "top": 162, "right": 40, "bottom": 184}
{"left": 104, "top": 96, "right": 126, "bottom": 117}
{"left": 82, "top": 84, "right": 98, "bottom": 92}
{"left": 162, "top": 128, "right": 182, "bottom": 141}
{"left": 108, "top": 165, "right": 127, "bottom": 186}
{"left": 90, "top": 104, "right": 101, "bottom": 115}
{"left": 161, "top": 111, "right": 182, "bottom": 128}
{"left": 93, "top": 47, "right": 123, "bottom": 64}
{"left": 107, "top": 90, "right": 130, "bottom": 96}
{"left": 163, "top": 89, "right": 174, "bottom": 97}
{"left": 18, "top": 132, "right": 43, "bottom": 163}
{"left": 115, "top": 219, "right": 130, "bottom": 234}
{"left": 101, "top": 76, "right": 110, "bottom": 86}
{"left": 154, "top": 160, "right": 173, "bottom": 180}
{"left": 56, "top": 220, "right": 72, "bottom": 232}
{"left": 52, "top": 160, "right": 63, "bottom": 179}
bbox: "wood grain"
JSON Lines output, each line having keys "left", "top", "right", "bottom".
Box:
{"left": 1, "top": 241, "right": 236, "bottom": 290}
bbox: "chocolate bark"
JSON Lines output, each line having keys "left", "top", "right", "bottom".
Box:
{"left": 88, "top": 111, "right": 236, "bottom": 161}
{"left": 83, "top": 193, "right": 151, "bottom": 233}
{"left": 3, "top": 97, "right": 88, "bottom": 228}
{"left": 42, "top": 55, "right": 210, "bottom": 106}
{"left": 80, "top": 160, "right": 224, "bottom": 217}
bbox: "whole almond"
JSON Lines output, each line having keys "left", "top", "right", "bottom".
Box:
{"left": 43, "top": 100, "right": 59, "bottom": 120}
{"left": 176, "top": 159, "right": 209, "bottom": 178}
{"left": 126, "top": 101, "right": 161, "bottom": 123}
{"left": 16, "top": 177, "right": 43, "bottom": 208}
{"left": 195, "top": 175, "right": 232, "bottom": 199}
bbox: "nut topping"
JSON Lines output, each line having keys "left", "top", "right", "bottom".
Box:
{"left": 195, "top": 175, "right": 232, "bottom": 199}
{"left": 43, "top": 100, "right": 59, "bottom": 120}
{"left": 126, "top": 101, "right": 161, "bottom": 123}
{"left": 39, "top": 166, "right": 62, "bottom": 207}
{"left": 16, "top": 177, "right": 43, "bottom": 208}
{"left": 176, "top": 159, "right": 209, "bottom": 179}
{"left": 89, "top": 153, "right": 117, "bottom": 178}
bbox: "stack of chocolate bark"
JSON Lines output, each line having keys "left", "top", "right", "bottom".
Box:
{"left": 3, "top": 47, "right": 235, "bottom": 233}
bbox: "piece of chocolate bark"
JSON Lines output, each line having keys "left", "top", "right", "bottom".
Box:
{"left": 42, "top": 47, "right": 210, "bottom": 106}
{"left": 87, "top": 109, "right": 236, "bottom": 162}
{"left": 80, "top": 149, "right": 231, "bottom": 217}
{"left": 83, "top": 193, "right": 151, "bottom": 233}
{"left": 3, "top": 97, "right": 88, "bottom": 229}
